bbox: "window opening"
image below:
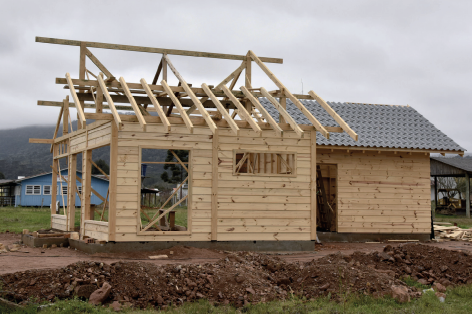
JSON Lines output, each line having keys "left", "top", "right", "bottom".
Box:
{"left": 43, "top": 185, "right": 51, "bottom": 195}
{"left": 234, "top": 151, "right": 296, "bottom": 176}
{"left": 25, "top": 185, "right": 41, "bottom": 195}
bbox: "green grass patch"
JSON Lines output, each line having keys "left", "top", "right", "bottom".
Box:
{"left": 0, "top": 206, "right": 50, "bottom": 233}
{"left": 434, "top": 213, "right": 472, "bottom": 229}
{"left": 4, "top": 284, "right": 472, "bottom": 313}
{"left": 140, "top": 206, "right": 187, "bottom": 228}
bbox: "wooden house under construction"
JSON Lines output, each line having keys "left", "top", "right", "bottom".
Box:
{"left": 30, "top": 37, "right": 465, "bottom": 246}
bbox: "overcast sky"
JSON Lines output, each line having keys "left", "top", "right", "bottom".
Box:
{"left": 1, "top": 1, "right": 471, "bottom": 152}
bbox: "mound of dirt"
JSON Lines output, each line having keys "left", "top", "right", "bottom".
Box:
{"left": 1, "top": 244, "right": 470, "bottom": 309}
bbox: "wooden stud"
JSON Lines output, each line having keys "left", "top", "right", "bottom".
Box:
{"left": 63, "top": 96, "right": 69, "bottom": 136}
{"left": 108, "top": 122, "right": 118, "bottom": 241}
{"left": 221, "top": 85, "right": 261, "bottom": 134}
{"left": 80, "top": 150, "right": 92, "bottom": 239}
{"left": 98, "top": 73, "right": 122, "bottom": 130}
{"left": 67, "top": 154, "right": 77, "bottom": 231}
{"left": 248, "top": 50, "right": 329, "bottom": 139}
{"left": 161, "top": 79, "right": 193, "bottom": 133}
{"left": 211, "top": 129, "right": 219, "bottom": 241}
{"left": 260, "top": 87, "right": 304, "bottom": 137}
{"left": 240, "top": 86, "right": 283, "bottom": 137}
{"left": 140, "top": 78, "right": 171, "bottom": 132}
{"left": 65, "top": 73, "right": 86, "bottom": 129}
{"left": 310, "top": 130, "right": 317, "bottom": 240}
{"left": 201, "top": 83, "right": 239, "bottom": 135}
{"left": 119, "top": 76, "right": 147, "bottom": 131}
{"left": 51, "top": 157, "right": 58, "bottom": 225}
{"left": 308, "top": 90, "right": 358, "bottom": 141}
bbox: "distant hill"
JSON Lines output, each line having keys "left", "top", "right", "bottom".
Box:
{"left": 0, "top": 120, "right": 170, "bottom": 188}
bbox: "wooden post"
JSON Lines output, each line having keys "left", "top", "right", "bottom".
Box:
{"left": 211, "top": 129, "right": 219, "bottom": 241}
{"left": 78, "top": 43, "right": 86, "bottom": 130}
{"left": 433, "top": 176, "right": 438, "bottom": 220}
{"left": 466, "top": 173, "right": 470, "bottom": 219}
{"left": 51, "top": 152, "right": 58, "bottom": 227}
{"left": 67, "top": 154, "right": 77, "bottom": 231}
{"left": 108, "top": 123, "right": 118, "bottom": 241}
{"left": 80, "top": 150, "right": 92, "bottom": 239}
{"left": 245, "top": 52, "right": 252, "bottom": 112}
{"left": 63, "top": 96, "right": 69, "bottom": 135}
{"left": 279, "top": 97, "right": 286, "bottom": 123}
{"left": 310, "top": 130, "right": 317, "bottom": 240}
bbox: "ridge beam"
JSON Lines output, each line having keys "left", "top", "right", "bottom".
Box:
{"left": 248, "top": 50, "right": 329, "bottom": 139}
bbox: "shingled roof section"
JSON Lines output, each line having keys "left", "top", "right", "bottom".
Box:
{"left": 259, "top": 99, "right": 464, "bottom": 152}
{"left": 430, "top": 157, "right": 472, "bottom": 173}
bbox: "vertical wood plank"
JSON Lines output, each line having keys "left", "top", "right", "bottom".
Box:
{"left": 108, "top": 123, "right": 118, "bottom": 241}
{"left": 310, "top": 130, "right": 317, "bottom": 240}
{"left": 81, "top": 150, "right": 92, "bottom": 239}
{"left": 67, "top": 154, "right": 77, "bottom": 231}
{"left": 211, "top": 130, "right": 219, "bottom": 241}
{"left": 245, "top": 52, "right": 252, "bottom": 112}
{"left": 63, "top": 96, "right": 69, "bottom": 135}
{"left": 51, "top": 154, "right": 58, "bottom": 226}
{"left": 466, "top": 173, "right": 470, "bottom": 219}
{"left": 78, "top": 43, "right": 86, "bottom": 130}
{"left": 279, "top": 97, "right": 287, "bottom": 123}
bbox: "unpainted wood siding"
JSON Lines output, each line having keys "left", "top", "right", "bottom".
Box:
{"left": 317, "top": 149, "right": 431, "bottom": 234}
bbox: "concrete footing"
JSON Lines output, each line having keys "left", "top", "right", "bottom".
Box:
{"left": 21, "top": 234, "right": 69, "bottom": 248}
{"left": 317, "top": 232, "right": 430, "bottom": 242}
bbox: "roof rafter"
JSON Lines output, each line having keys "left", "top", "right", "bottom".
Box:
{"left": 140, "top": 78, "right": 171, "bottom": 132}
{"left": 65, "top": 73, "right": 86, "bottom": 129}
{"left": 202, "top": 83, "right": 240, "bottom": 135}
{"left": 248, "top": 50, "right": 329, "bottom": 139}
{"left": 161, "top": 79, "right": 193, "bottom": 133}
{"left": 119, "top": 77, "right": 147, "bottom": 132}
{"left": 221, "top": 85, "right": 261, "bottom": 134}
{"left": 97, "top": 73, "right": 122, "bottom": 130}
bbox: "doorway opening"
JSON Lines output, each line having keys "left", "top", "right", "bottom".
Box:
{"left": 316, "top": 164, "right": 337, "bottom": 232}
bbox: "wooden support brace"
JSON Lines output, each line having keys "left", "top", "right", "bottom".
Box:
{"left": 65, "top": 73, "right": 86, "bottom": 129}
{"left": 119, "top": 76, "right": 147, "bottom": 131}
{"left": 143, "top": 195, "right": 188, "bottom": 232}
{"left": 84, "top": 48, "right": 114, "bottom": 80}
{"left": 98, "top": 73, "right": 122, "bottom": 130}
{"left": 214, "top": 61, "right": 246, "bottom": 91}
{"left": 248, "top": 50, "right": 329, "bottom": 139}
{"left": 308, "top": 90, "right": 358, "bottom": 141}
{"left": 90, "top": 159, "right": 110, "bottom": 180}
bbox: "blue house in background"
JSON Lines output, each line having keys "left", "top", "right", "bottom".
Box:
{"left": 14, "top": 170, "right": 109, "bottom": 207}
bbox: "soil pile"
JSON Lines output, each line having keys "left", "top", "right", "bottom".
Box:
{"left": 1, "top": 244, "right": 470, "bottom": 309}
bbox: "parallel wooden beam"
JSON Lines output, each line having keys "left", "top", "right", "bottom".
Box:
{"left": 211, "top": 129, "right": 219, "bottom": 241}
{"left": 98, "top": 73, "right": 122, "bottom": 130}
{"left": 310, "top": 130, "right": 317, "bottom": 240}
{"left": 65, "top": 73, "right": 86, "bottom": 129}
{"left": 119, "top": 77, "right": 147, "bottom": 132}
{"left": 164, "top": 55, "right": 217, "bottom": 134}
{"left": 248, "top": 50, "right": 329, "bottom": 139}
{"left": 260, "top": 87, "right": 304, "bottom": 138}
{"left": 308, "top": 90, "right": 358, "bottom": 141}
{"left": 84, "top": 48, "right": 114, "bottom": 79}
{"left": 202, "top": 83, "right": 239, "bottom": 135}
{"left": 214, "top": 61, "right": 246, "bottom": 90}
{"left": 29, "top": 138, "right": 54, "bottom": 144}
{"left": 36, "top": 37, "right": 283, "bottom": 64}
{"left": 240, "top": 86, "right": 283, "bottom": 137}
{"left": 221, "top": 85, "right": 261, "bottom": 134}
{"left": 140, "top": 78, "right": 171, "bottom": 132}
{"left": 161, "top": 79, "right": 193, "bottom": 133}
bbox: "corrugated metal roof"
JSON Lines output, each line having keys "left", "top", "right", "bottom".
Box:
{"left": 259, "top": 99, "right": 464, "bottom": 152}
{"left": 431, "top": 157, "right": 472, "bottom": 173}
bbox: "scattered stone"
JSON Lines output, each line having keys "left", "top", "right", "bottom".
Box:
{"left": 89, "top": 282, "right": 112, "bottom": 305}
{"left": 246, "top": 287, "right": 255, "bottom": 295}
{"left": 433, "top": 282, "right": 446, "bottom": 293}
{"left": 390, "top": 285, "right": 410, "bottom": 303}
{"left": 75, "top": 285, "right": 97, "bottom": 299}
{"left": 110, "top": 300, "right": 121, "bottom": 312}
{"left": 417, "top": 279, "right": 429, "bottom": 286}
{"left": 51, "top": 244, "right": 57, "bottom": 248}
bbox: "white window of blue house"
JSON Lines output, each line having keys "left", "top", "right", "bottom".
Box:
{"left": 61, "top": 186, "right": 68, "bottom": 195}
{"left": 78, "top": 186, "right": 82, "bottom": 194}
{"left": 43, "top": 185, "right": 52, "bottom": 195}
{"left": 26, "top": 185, "right": 41, "bottom": 195}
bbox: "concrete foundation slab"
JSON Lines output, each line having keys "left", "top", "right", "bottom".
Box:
{"left": 317, "top": 232, "right": 430, "bottom": 242}
{"left": 21, "top": 234, "right": 69, "bottom": 248}
{"left": 69, "top": 240, "right": 316, "bottom": 254}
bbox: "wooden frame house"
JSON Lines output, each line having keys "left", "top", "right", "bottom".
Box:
{"left": 30, "top": 37, "right": 464, "bottom": 244}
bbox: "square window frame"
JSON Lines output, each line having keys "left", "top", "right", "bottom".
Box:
{"left": 232, "top": 150, "right": 297, "bottom": 177}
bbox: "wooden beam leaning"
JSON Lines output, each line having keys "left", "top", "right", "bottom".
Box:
{"left": 140, "top": 78, "right": 171, "bottom": 132}
{"left": 50, "top": 106, "right": 64, "bottom": 153}
{"left": 97, "top": 73, "right": 122, "bottom": 130}
{"left": 161, "top": 80, "right": 193, "bottom": 133}
{"left": 308, "top": 90, "right": 358, "bottom": 141}
{"left": 163, "top": 55, "right": 217, "bottom": 133}
{"left": 214, "top": 61, "right": 246, "bottom": 91}
{"left": 240, "top": 86, "right": 283, "bottom": 137}
{"left": 36, "top": 37, "right": 283, "bottom": 64}
{"left": 119, "top": 77, "right": 147, "bottom": 132}
{"left": 65, "top": 73, "right": 86, "bottom": 129}
{"left": 201, "top": 83, "right": 239, "bottom": 135}
{"left": 221, "top": 85, "right": 261, "bottom": 134}
{"left": 248, "top": 50, "right": 329, "bottom": 139}
{"left": 260, "top": 87, "right": 303, "bottom": 138}
{"left": 84, "top": 48, "right": 114, "bottom": 79}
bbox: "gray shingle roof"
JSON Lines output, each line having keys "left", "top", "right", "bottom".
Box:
{"left": 430, "top": 157, "right": 472, "bottom": 173}
{"left": 259, "top": 98, "right": 464, "bottom": 152}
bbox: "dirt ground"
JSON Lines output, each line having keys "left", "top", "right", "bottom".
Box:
{"left": 3, "top": 233, "right": 472, "bottom": 308}
{"left": 1, "top": 233, "right": 472, "bottom": 275}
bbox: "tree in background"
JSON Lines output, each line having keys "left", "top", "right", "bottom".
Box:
{"left": 92, "top": 159, "right": 109, "bottom": 175}
{"left": 160, "top": 150, "right": 188, "bottom": 184}
{"left": 0, "top": 172, "right": 4, "bottom": 179}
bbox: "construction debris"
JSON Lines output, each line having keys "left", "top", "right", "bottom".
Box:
{"left": 434, "top": 224, "right": 472, "bottom": 241}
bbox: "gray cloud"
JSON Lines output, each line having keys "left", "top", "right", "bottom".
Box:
{"left": 1, "top": 0, "right": 471, "bottom": 152}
